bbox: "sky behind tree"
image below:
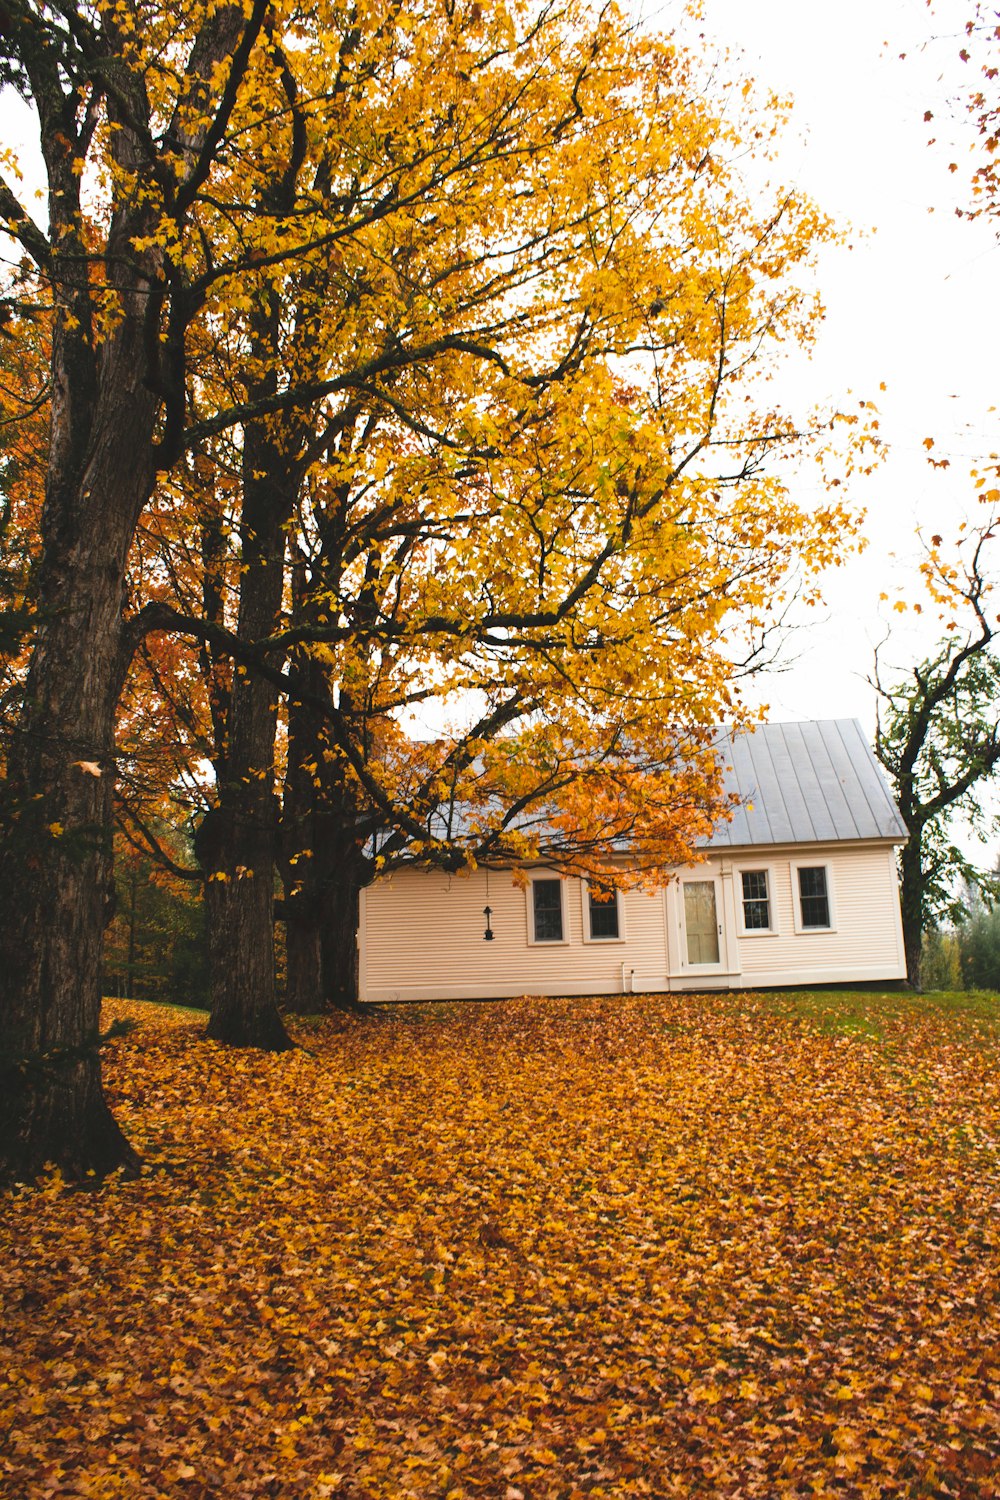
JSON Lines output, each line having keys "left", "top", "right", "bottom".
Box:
{"left": 685, "top": 0, "right": 1000, "bottom": 728}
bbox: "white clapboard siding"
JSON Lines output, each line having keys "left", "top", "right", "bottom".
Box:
{"left": 358, "top": 721, "right": 910, "bottom": 1000}
{"left": 359, "top": 842, "right": 907, "bottom": 1003}
{"left": 730, "top": 844, "right": 906, "bottom": 986}
{"left": 359, "top": 866, "right": 669, "bottom": 1003}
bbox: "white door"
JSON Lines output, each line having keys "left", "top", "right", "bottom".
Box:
{"left": 679, "top": 876, "right": 727, "bottom": 971}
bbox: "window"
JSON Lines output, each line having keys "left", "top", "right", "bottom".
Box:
{"left": 585, "top": 884, "right": 621, "bottom": 941}
{"left": 734, "top": 866, "right": 778, "bottom": 936}
{"left": 796, "top": 864, "right": 832, "bottom": 929}
{"left": 531, "top": 879, "right": 564, "bottom": 942}
{"left": 740, "top": 869, "right": 771, "bottom": 931}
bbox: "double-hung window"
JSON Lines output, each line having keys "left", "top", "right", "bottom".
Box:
{"left": 739, "top": 869, "right": 772, "bottom": 932}
{"left": 585, "top": 884, "right": 622, "bottom": 941}
{"left": 531, "top": 879, "right": 565, "bottom": 942}
{"left": 794, "top": 864, "right": 833, "bottom": 930}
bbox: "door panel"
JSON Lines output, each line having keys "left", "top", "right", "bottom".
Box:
{"left": 683, "top": 879, "right": 721, "bottom": 966}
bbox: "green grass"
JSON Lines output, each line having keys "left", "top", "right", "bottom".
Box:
{"left": 747, "top": 985, "right": 1000, "bottom": 1045}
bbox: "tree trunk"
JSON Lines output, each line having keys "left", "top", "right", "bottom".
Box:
{"left": 281, "top": 844, "right": 366, "bottom": 1012}
{"left": 280, "top": 664, "right": 369, "bottom": 1014}
{"left": 202, "top": 415, "right": 295, "bottom": 1049}
{"left": 280, "top": 622, "right": 324, "bottom": 1014}
{"left": 320, "top": 856, "right": 364, "bottom": 1010}
{"left": 0, "top": 349, "right": 156, "bottom": 1181}
{"left": 195, "top": 802, "right": 288, "bottom": 1048}
{"left": 898, "top": 837, "right": 925, "bottom": 989}
{"left": 283, "top": 895, "right": 325, "bottom": 1014}
{"left": 0, "top": 0, "right": 274, "bottom": 1179}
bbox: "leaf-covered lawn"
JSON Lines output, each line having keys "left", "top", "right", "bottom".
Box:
{"left": 3, "top": 992, "right": 999, "bottom": 1499}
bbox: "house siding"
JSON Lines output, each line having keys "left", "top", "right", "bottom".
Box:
{"left": 359, "top": 867, "right": 669, "bottom": 1003}
{"left": 728, "top": 844, "right": 906, "bottom": 987}
{"left": 358, "top": 842, "right": 907, "bottom": 1003}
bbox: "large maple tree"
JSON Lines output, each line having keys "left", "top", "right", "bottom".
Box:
{"left": 0, "top": 0, "right": 864, "bottom": 1181}
{"left": 142, "top": 23, "right": 863, "bottom": 1029}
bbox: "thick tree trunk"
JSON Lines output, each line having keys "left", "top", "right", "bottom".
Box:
{"left": 202, "top": 417, "right": 294, "bottom": 1049}
{"left": 280, "top": 669, "right": 368, "bottom": 1013}
{"left": 282, "top": 850, "right": 365, "bottom": 1013}
{"left": 284, "top": 897, "right": 325, "bottom": 1014}
{"left": 898, "top": 838, "right": 925, "bottom": 990}
{"left": 280, "top": 640, "right": 325, "bottom": 1014}
{"left": 197, "top": 802, "right": 291, "bottom": 1048}
{"left": 0, "top": 353, "right": 156, "bottom": 1181}
{"left": 321, "top": 860, "right": 364, "bottom": 1010}
{"left": 282, "top": 839, "right": 366, "bottom": 1012}
{"left": 0, "top": 0, "right": 273, "bottom": 1179}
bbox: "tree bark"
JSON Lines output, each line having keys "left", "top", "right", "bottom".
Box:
{"left": 201, "top": 424, "right": 295, "bottom": 1049}
{"left": 280, "top": 601, "right": 326, "bottom": 1014}
{"left": 0, "top": 329, "right": 156, "bottom": 1180}
{"left": 0, "top": 0, "right": 267, "bottom": 1179}
{"left": 320, "top": 856, "right": 364, "bottom": 1010}
{"left": 280, "top": 659, "right": 369, "bottom": 1013}
{"left": 898, "top": 836, "right": 925, "bottom": 990}
{"left": 198, "top": 803, "right": 292, "bottom": 1049}
{"left": 282, "top": 833, "right": 367, "bottom": 1012}
{"left": 283, "top": 895, "right": 325, "bottom": 1014}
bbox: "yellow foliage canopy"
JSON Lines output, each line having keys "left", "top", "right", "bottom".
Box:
{"left": 135, "top": 0, "right": 871, "bottom": 877}
{"left": 3, "top": 0, "right": 872, "bottom": 878}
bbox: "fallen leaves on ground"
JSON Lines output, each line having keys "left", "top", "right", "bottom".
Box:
{"left": 2, "top": 991, "right": 999, "bottom": 1498}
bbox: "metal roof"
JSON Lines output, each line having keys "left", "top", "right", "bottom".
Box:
{"left": 704, "top": 719, "right": 907, "bottom": 849}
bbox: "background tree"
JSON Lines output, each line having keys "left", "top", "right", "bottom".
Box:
{"left": 920, "top": 925, "right": 963, "bottom": 990}
{"left": 955, "top": 893, "right": 1000, "bottom": 988}
{"left": 102, "top": 838, "right": 208, "bottom": 1007}
{"left": 874, "top": 518, "right": 1000, "bottom": 986}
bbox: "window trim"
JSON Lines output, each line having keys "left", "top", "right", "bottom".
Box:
{"left": 581, "top": 881, "right": 626, "bottom": 944}
{"left": 790, "top": 860, "right": 837, "bottom": 933}
{"left": 735, "top": 864, "right": 779, "bottom": 937}
{"left": 527, "top": 875, "right": 569, "bottom": 945}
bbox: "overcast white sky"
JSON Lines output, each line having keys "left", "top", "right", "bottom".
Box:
{"left": 668, "top": 0, "right": 1000, "bottom": 730}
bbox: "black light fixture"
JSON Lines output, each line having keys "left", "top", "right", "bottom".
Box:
{"left": 483, "top": 905, "right": 494, "bottom": 941}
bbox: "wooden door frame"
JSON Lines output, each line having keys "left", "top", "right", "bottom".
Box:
{"left": 666, "top": 866, "right": 742, "bottom": 982}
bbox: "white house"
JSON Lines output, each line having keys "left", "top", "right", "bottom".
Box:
{"left": 357, "top": 719, "right": 909, "bottom": 1002}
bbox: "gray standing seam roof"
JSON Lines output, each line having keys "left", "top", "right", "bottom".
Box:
{"left": 703, "top": 719, "right": 907, "bottom": 849}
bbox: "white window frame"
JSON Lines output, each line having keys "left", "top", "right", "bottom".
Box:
{"left": 527, "top": 875, "right": 569, "bottom": 945}
{"left": 790, "top": 860, "right": 837, "bottom": 933}
{"left": 581, "top": 881, "right": 626, "bottom": 944}
{"left": 735, "top": 864, "right": 779, "bottom": 937}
